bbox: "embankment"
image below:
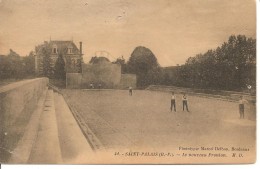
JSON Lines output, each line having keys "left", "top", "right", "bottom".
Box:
{"left": 0, "top": 78, "right": 49, "bottom": 162}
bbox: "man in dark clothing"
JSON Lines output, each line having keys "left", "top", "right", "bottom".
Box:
{"left": 239, "top": 96, "right": 247, "bottom": 119}
{"left": 182, "top": 94, "right": 189, "bottom": 112}
{"left": 129, "top": 86, "right": 133, "bottom": 96}
{"left": 170, "top": 92, "right": 176, "bottom": 112}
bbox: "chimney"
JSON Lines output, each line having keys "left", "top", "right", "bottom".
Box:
{"left": 79, "top": 42, "right": 82, "bottom": 55}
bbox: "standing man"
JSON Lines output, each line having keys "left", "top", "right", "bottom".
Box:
{"left": 89, "top": 83, "right": 93, "bottom": 89}
{"left": 129, "top": 86, "right": 133, "bottom": 96}
{"left": 239, "top": 96, "right": 248, "bottom": 119}
{"left": 182, "top": 93, "right": 189, "bottom": 112}
{"left": 246, "top": 84, "right": 252, "bottom": 94}
{"left": 170, "top": 92, "right": 176, "bottom": 112}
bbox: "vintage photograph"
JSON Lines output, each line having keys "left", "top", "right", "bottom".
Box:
{"left": 0, "top": 0, "right": 256, "bottom": 164}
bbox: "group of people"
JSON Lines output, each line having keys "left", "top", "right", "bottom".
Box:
{"left": 170, "top": 92, "right": 248, "bottom": 119}
{"left": 170, "top": 92, "right": 189, "bottom": 112}
{"left": 93, "top": 84, "right": 247, "bottom": 119}
{"left": 89, "top": 83, "right": 102, "bottom": 89}
{"left": 127, "top": 89, "right": 190, "bottom": 112}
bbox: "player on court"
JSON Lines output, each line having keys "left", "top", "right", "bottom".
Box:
{"left": 182, "top": 93, "right": 189, "bottom": 112}
{"left": 170, "top": 92, "right": 176, "bottom": 112}
{"left": 129, "top": 86, "right": 133, "bottom": 96}
{"left": 89, "top": 83, "right": 94, "bottom": 89}
{"left": 238, "top": 96, "right": 248, "bottom": 119}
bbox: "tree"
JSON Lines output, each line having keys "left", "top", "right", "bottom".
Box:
{"left": 89, "top": 56, "right": 110, "bottom": 64}
{"left": 0, "top": 49, "right": 36, "bottom": 79}
{"left": 23, "top": 51, "right": 35, "bottom": 77}
{"left": 75, "top": 59, "right": 82, "bottom": 73}
{"left": 127, "top": 46, "right": 160, "bottom": 87}
{"left": 6, "top": 49, "right": 25, "bottom": 79}
{"left": 54, "top": 54, "right": 66, "bottom": 80}
{"left": 170, "top": 35, "right": 256, "bottom": 91}
{"left": 42, "top": 46, "right": 53, "bottom": 78}
{"left": 113, "top": 56, "right": 127, "bottom": 73}
{"left": 0, "top": 55, "right": 12, "bottom": 79}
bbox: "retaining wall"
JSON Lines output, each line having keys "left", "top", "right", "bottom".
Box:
{"left": 146, "top": 85, "right": 256, "bottom": 102}
{"left": 0, "top": 78, "right": 49, "bottom": 162}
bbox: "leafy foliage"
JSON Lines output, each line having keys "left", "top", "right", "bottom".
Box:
{"left": 54, "top": 54, "right": 66, "bottom": 80}
{"left": 0, "top": 49, "right": 35, "bottom": 80}
{"left": 89, "top": 56, "right": 110, "bottom": 64}
{"left": 161, "top": 35, "right": 256, "bottom": 91}
{"left": 75, "top": 58, "right": 82, "bottom": 73}
{"left": 42, "top": 46, "right": 53, "bottom": 78}
{"left": 23, "top": 51, "right": 35, "bottom": 76}
{"left": 127, "top": 46, "right": 160, "bottom": 87}
{"left": 112, "top": 56, "right": 127, "bottom": 73}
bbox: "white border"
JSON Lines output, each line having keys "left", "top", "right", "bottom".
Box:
{"left": 1, "top": 0, "right": 259, "bottom": 169}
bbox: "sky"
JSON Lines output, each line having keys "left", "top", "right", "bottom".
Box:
{"left": 0, "top": 0, "right": 256, "bottom": 66}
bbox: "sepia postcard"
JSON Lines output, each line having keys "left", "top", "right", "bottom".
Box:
{"left": 0, "top": 0, "right": 256, "bottom": 164}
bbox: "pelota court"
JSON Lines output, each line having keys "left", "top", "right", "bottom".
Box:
{"left": 63, "top": 89, "right": 255, "bottom": 152}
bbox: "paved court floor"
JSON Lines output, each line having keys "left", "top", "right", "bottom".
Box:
{"left": 63, "top": 89, "right": 256, "bottom": 152}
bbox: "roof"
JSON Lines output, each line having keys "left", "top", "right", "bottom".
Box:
{"left": 49, "top": 40, "right": 81, "bottom": 55}
{"left": 35, "top": 40, "right": 81, "bottom": 55}
{"left": 89, "top": 56, "right": 110, "bottom": 64}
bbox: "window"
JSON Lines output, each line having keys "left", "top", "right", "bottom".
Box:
{"left": 52, "top": 44, "right": 58, "bottom": 54}
{"left": 68, "top": 48, "right": 73, "bottom": 54}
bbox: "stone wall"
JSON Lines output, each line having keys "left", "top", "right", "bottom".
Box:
{"left": 66, "top": 73, "right": 82, "bottom": 89}
{"left": 81, "top": 62, "right": 121, "bottom": 88}
{"left": 118, "top": 74, "right": 137, "bottom": 89}
{"left": 0, "top": 78, "right": 49, "bottom": 162}
{"left": 66, "top": 62, "right": 137, "bottom": 89}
